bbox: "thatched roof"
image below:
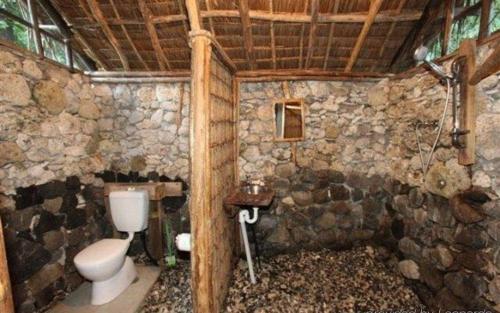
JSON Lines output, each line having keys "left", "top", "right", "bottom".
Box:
{"left": 49, "top": 0, "right": 431, "bottom": 73}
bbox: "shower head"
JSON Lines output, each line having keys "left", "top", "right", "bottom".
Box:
{"left": 413, "top": 45, "right": 453, "bottom": 81}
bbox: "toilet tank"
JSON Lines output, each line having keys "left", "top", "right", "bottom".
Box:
{"left": 109, "top": 190, "right": 150, "bottom": 232}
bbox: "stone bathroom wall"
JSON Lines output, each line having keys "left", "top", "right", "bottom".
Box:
{"left": 238, "top": 42, "right": 500, "bottom": 310}
{"left": 0, "top": 46, "right": 190, "bottom": 312}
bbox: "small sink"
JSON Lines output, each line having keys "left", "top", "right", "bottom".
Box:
{"left": 240, "top": 185, "right": 268, "bottom": 195}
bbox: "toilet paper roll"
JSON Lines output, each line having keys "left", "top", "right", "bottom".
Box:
{"left": 175, "top": 233, "right": 191, "bottom": 252}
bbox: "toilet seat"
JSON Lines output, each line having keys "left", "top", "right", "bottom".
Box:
{"left": 74, "top": 239, "right": 130, "bottom": 281}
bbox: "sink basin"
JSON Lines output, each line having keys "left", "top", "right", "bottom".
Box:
{"left": 240, "top": 185, "right": 268, "bottom": 195}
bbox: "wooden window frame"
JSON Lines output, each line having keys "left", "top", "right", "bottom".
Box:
{"left": 273, "top": 98, "right": 305, "bottom": 142}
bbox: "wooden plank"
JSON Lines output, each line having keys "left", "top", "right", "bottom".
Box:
{"left": 0, "top": 218, "right": 14, "bottom": 313}
{"left": 344, "top": 0, "right": 384, "bottom": 72}
{"left": 458, "top": 39, "right": 476, "bottom": 165}
{"left": 86, "top": 0, "right": 129, "bottom": 70}
{"left": 298, "top": 0, "right": 309, "bottom": 69}
{"left": 224, "top": 189, "right": 275, "bottom": 207}
{"left": 305, "top": 0, "right": 319, "bottom": 69}
{"left": 469, "top": 43, "right": 500, "bottom": 85}
{"left": 109, "top": 0, "right": 149, "bottom": 70}
{"left": 442, "top": 0, "right": 454, "bottom": 56}
{"left": 238, "top": 0, "right": 257, "bottom": 70}
{"left": 479, "top": 0, "right": 491, "bottom": 41}
{"left": 138, "top": 0, "right": 170, "bottom": 70}
{"left": 323, "top": 1, "right": 340, "bottom": 70}
{"left": 236, "top": 69, "right": 389, "bottom": 81}
{"left": 270, "top": 0, "right": 276, "bottom": 70}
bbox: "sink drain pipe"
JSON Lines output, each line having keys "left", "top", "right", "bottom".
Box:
{"left": 239, "top": 207, "right": 259, "bottom": 284}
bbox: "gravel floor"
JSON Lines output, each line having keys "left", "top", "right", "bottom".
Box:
{"left": 140, "top": 246, "right": 424, "bottom": 313}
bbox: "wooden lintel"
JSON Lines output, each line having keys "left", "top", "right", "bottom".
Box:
{"left": 138, "top": 0, "right": 170, "bottom": 70}
{"left": 238, "top": 0, "right": 257, "bottom": 70}
{"left": 236, "top": 69, "right": 390, "bottom": 82}
{"left": 344, "top": 0, "right": 383, "bottom": 72}
{"left": 304, "top": 0, "right": 319, "bottom": 69}
{"left": 86, "top": 0, "right": 129, "bottom": 70}
{"left": 457, "top": 39, "right": 476, "bottom": 165}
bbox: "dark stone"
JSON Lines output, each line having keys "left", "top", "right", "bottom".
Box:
{"left": 312, "top": 189, "right": 329, "bottom": 204}
{"left": 38, "top": 181, "right": 66, "bottom": 199}
{"left": 461, "top": 188, "right": 491, "bottom": 205}
{"left": 6, "top": 237, "right": 51, "bottom": 284}
{"left": 456, "top": 251, "right": 490, "bottom": 275}
{"left": 383, "top": 179, "right": 402, "bottom": 195}
{"left": 65, "top": 176, "right": 81, "bottom": 192}
{"left": 351, "top": 188, "right": 364, "bottom": 202}
{"left": 330, "top": 201, "right": 351, "bottom": 214}
{"left": 14, "top": 185, "right": 43, "bottom": 210}
{"left": 291, "top": 190, "right": 313, "bottom": 206}
{"left": 147, "top": 171, "right": 160, "bottom": 182}
{"left": 65, "top": 209, "right": 87, "bottom": 230}
{"left": 299, "top": 168, "right": 317, "bottom": 183}
{"left": 287, "top": 211, "right": 310, "bottom": 228}
{"left": 33, "top": 278, "right": 64, "bottom": 309}
{"left": 434, "top": 288, "right": 466, "bottom": 311}
{"left": 305, "top": 205, "right": 325, "bottom": 218}
{"left": 345, "top": 173, "right": 368, "bottom": 189}
{"left": 391, "top": 218, "right": 405, "bottom": 239}
{"left": 42, "top": 230, "right": 64, "bottom": 251}
{"left": 408, "top": 188, "right": 424, "bottom": 208}
{"left": 367, "top": 175, "right": 384, "bottom": 195}
{"left": 450, "top": 194, "right": 485, "bottom": 224}
{"left": 444, "top": 271, "right": 487, "bottom": 301}
{"left": 129, "top": 171, "right": 140, "bottom": 182}
{"left": 34, "top": 211, "right": 63, "bottom": 236}
{"left": 419, "top": 262, "right": 444, "bottom": 291}
{"left": 328, "top": 170, "right": 345, "bottom": 184}
{"left": 60, "top": 193, "right": 78, "bottom": 213}
{"left": 2, "top": 207, "right": 35, "bottom": 231}
{"left": 272, "top": 178, "right": 290, "bottom": 191}
{"left": 66, "top": 227, "right": 85, "bottom": 246}
{"left": 159, "top": 175, "right": 172, "bottom": 182}
{"left": 116, "top": 172, "right": 130, "bottom": 182}
{"left": 362, "top": 198, "right": 382, "bottom": 230}
{"left": 96, "top": 170, "right": 116, "bottom": 182}
{"left": 336, "top": 214, "right": 352, "bottom": 229}
{"left": 455, "top": 226, "right": 488, "bottom": 249}
{"left": 331, "top": 185, "right": 350, "bottom": 201}
{"left": 163, "top": 194, "right": 187, "bottom": 212}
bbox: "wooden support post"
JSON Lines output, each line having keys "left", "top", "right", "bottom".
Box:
{"left": 0, "top": 218, "right": 14, "bottom": 313}
{"left": 442, "top": 0, "right": 454, "bottom": 57}
{"left": 344, "top": 0, "right": 383, "bottom": 72}
{"left": 457, "top": 39, "right": 476, "bottom": 165}
{"left": 189, "top": 29, "right": 214, "bottom": 313}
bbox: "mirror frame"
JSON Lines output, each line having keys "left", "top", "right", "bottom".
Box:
{"left": 272, "top": 98, "right": 305, "bottom": 142}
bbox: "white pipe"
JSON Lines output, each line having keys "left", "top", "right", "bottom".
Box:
{"left": 239, "top": 207, "right": 260, "bottom": 284}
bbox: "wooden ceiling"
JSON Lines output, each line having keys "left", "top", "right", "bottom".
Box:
{"left": 49, "top": 0, "right": 431, "bottom": 73}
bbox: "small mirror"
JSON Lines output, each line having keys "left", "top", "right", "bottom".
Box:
{"left": 274, "top": 99, "right": 305, "bottom": 141}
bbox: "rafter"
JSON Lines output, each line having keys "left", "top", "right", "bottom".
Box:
{"left": 270, "top": 0, "right": 276, "bottom": 70}
{"left": 323, "top": 1, "right": 340, "bottom": 70}
{"left": 441, "top": 0, "right": 454, "bottom": 56}
{"left": 304, "top": 0, "right": 318, "bottom": 69}
{"left": 86, "top": 0, "right": 129, "bottom": 70}
{"left": 479, "top": 0, "right": 491, "bottom": 41}
{"left": 176, "top": 0, "right": 191, "bottom": 44}
{"left": 371, "top": 0, "right": 407, "bottom": 72}
{"left": 299, "top": 0, "right": 309, "bottom": 69}
{"left": 109, "top": 0, "right": 149, "bottom": 70}
{"left": 238, "top": 0, "right": 257, "bottom": 70}
{"left": 138, "top": 0, "right": 171, "bottom": 70}
{"left": 344, "top": 0, "right": 383, "bottom": 72}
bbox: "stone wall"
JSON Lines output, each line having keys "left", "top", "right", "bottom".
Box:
{"left": 0, "top": 46, "right": 190, "bottom": 312}
{"left": 238, "top": 42, "right": 500, "bottom": 311}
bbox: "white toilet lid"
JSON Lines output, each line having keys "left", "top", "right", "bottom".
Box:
{"left": 74, "top": 239, "right": 129, "bottom": 266}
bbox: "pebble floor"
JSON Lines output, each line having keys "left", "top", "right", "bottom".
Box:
{"left": 140, "top": 247, "right": 424, "bottom": 313}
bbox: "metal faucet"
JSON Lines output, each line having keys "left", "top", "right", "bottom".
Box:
{"left": 450, "top": 57, "right": 469, "bottom": 149}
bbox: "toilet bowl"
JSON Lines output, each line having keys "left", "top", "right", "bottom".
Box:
{"left": 74, "top": 190, "right": 149, "bottom": 305}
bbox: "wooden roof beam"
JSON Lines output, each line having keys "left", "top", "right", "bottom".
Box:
{"left": 86, "top": 0, "right": 129, "bottom": 70}
{"left": 236, "top": 69, "right": 390, "bottom": 81}
{"left": 441, "top": 0, "right": 454, "bottom": 56}
{"left": 323, "top": 1, "right": 340, "bottom": 70}
{"left": 270, "top": 0, "right": 276, "bottom": 70}
{"left": 238, "top": 0, "right": 257, "bottom": 70}
{"left": 304, "top": 0, "right": 318, "bottom": 69}
{"left": 371, "top": 0, "right": 408, "bottom": 71}
{"left": 138, "top": 0, "right": 171, "bottom": 70}
{"left": 109, "top": 0, "right": 149, "bottom": 70}
{"left": 298, "top": 0, "right": 309, "bottom": 69}
{"left": 479, "top": 0, "right": 491, "bottom": 41}
{"left": 344, "top": 0, "right": 383, "bottom": 72}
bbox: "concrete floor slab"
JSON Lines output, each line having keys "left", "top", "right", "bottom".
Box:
{"left": 49, "top": 265, "right": 160, "bottom": 313}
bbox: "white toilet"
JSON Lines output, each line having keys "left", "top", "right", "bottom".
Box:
{"left": 74, "top": 190, "right": 149, "bottom": 305}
